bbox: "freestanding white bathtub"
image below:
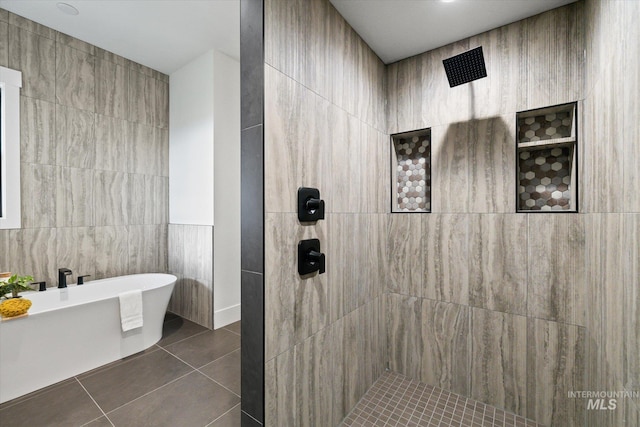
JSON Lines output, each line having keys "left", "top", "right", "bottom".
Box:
{"left": 0, "top": 273, "right": 176, "bottom": 404}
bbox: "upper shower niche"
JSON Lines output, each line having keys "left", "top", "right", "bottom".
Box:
{"left": 516, "top": 102, "right": 578, "bottom": 212}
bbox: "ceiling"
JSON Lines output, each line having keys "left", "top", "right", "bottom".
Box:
{"left": 0, "top": 0, "right": 239, "bottom": 74}
{"left": 0, "top": 0, "right": 577, "bottom": 75}
{"left": 329, "top": 0, "right": 577, "bottom": 64}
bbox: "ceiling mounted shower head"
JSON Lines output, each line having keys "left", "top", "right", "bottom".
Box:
{"left": 442, "top": 46, "right": 487, "bottom": 87}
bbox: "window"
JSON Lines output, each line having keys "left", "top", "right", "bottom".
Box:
{"left": 0, "top": 66, "right": 22, "bottom": 229}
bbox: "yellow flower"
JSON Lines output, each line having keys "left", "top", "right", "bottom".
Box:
{"left": 0, "top": 298, "right": 32, "bottom": 318}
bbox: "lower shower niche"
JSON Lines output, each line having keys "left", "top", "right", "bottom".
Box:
{"left": 518, "top": 145, "right": 574, "bottom": 211}
{"left": 391, "top": 128, "right": 431, "bottom": 213}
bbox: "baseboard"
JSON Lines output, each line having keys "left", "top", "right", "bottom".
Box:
{"left": 214, "top": 303, "right": 241, "bottom": 329}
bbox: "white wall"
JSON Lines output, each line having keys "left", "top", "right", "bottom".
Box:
{"left": 212, "top": 51, "right": 241, "bottom": 328}
{"left": 169, "top": 51, "right": 215, "bottom": 225}
{"left": 169, "top": 50, "right": 240, "bottom": 328}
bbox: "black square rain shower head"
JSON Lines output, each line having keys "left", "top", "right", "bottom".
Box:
{"left": 442, "top": 46, "right": 487, "bottom": 88}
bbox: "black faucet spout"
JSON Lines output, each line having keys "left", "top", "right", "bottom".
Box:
{"left": 58, "top": 268, "right": 72, "bottom": 288}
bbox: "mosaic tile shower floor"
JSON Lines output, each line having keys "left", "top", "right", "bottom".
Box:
{"left": 341, "top": 371, "right": 543, "bottom": 427}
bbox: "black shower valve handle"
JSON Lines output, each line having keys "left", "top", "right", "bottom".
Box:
{"left": 306, "top": 250, "right": 326, "bottom": 275}
{"left": 305, "top": 197, "right": 323, "bottom": 212}
{"left": 297, "top": 187, "right": 325, "bottom": 222}
{"left": 298, "top": 239, "right": 326, "bottom": 275}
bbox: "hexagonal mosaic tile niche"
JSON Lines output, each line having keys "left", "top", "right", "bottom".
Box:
{"left": 516, "top": 103, "right": 577, "bottom": 212}
{"left": 519, "top": 146, "right": 573, "bottom": 211}
{"left": 517, "top": 111, "right": 572, "bottom": 142}
{"left": 391, "top": 129, "right": 431, "bottom": 212}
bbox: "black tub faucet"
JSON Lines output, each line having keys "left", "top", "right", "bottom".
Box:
{"left": 58, "top": 268, "right": 72, "bottom": 288}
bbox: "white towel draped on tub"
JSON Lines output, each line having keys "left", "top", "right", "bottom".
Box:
{"left": 119, "top": 290, "right": 143, "bottom": 332}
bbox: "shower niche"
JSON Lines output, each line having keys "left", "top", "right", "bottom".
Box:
{"left": 391, "top": 128, "right": 431, "bottom": 213}
{"left": 516, "top": 102, "right": 578, "bottom": 212}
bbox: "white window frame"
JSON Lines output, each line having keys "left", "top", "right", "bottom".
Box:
{"left": 0, "top": 66, "right": 22, "bottom": 229}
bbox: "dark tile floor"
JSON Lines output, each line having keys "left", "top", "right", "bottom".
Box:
{"left": 0, "top": 314, "right": 241, "bottom": 427}
{"left": 341, "top": 371, "right": 543, "bottom": 427}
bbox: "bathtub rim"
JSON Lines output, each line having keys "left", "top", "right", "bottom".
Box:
{"left": 0, "top": 273, "right": 177, "bottom": 318}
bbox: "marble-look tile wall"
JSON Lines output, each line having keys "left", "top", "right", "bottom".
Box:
{"left": 260, "top": 0, "right": 639, "bottom": 425}
{"left": 582, "top": 1, "right": 640, "bottom": 425}
{"left": 386, "top": 3, "right": 591, "bottom": 426}
{"left": 167, "top": 224, "right": 214, "bottom": 328}
{"left": 263, "top": 0, "right": 388, "bottom": 425}
{"left": 0, "top": 10, "right": 169, "bottom": 287}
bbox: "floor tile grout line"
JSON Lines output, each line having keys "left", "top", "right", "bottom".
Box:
{"left": 471, "top": 400, "right": 480, "bottom": 425}
{"left": 481, "top": 400, "right": 487, "bottom": 427}
{"left": 76, "top": 346, "right": 164, "bottom": 382}
{"left": 158, "top": 340, "right": 240, "bottom": 371}
{"left": 102, "top": 369, "right": 196, "bottom": 416}
{"left": 385, "top": 374, "right": 410, "bottom": 427}
{"left": 379, "top": 375, "right": 397, "bottom": 427}
{"left": 88, "top": 335, "right": 240, "bottom": 418}
{"left": 155, "top": 345, "right": 241, "bottom": 398}
{"left": 458, "top": 395, "right": 469, "bottom": 427}
{"left": 156, "top": 345, "right": 202, "bottom": 370}
{"left": 203, "top": 402, "right": 241, "bottom": 427}
{"left": 198, "top": 347, "right": 241, "bottom": 370}
{"left": 340, "top": 370, "right": 391, "bottom": 424}
{"left": 413, "top": 382, "right": 430, "bottom": 424}
{"left": 195, "top": 367, "right": 241, "bottom": 398}
{"left": 79, "top": 415, "right": 114, "bottom": 427}
{"left": 396, "top": 378, "right": 416, "bottom": 424}
{"left": 157, "top": 328, "right": 210, "bottom": 349}
{"left": 416, "top": 387, "right": 431, "bottom": 425}
{"left": 433, "top": 388, "right": 448, "bottom": 425}
{"left": 0, "top": 379, "right": 78, "bottom": 411}
{"left": 455, "top": 393, "right": 463, "bottom": 426}
{"left": 394, "top": 374, "right": 407, "bottom": 421}
{"left": 74, "top": 377, "right": 115, "bottom": 427}
{"left": 403, "top": 381, "right": 417, "bottom": 421}
{"left": 222, "top": 326, "right": 241, "bottom": 337}
{"left": 445, "top": 392, "right": 454, "bottom": 427}
{"left": 415, "top": 383, "right": 435, "bottom": 426}
{"left": 90, "top": 342, "right": 240, "bottom": 422}
{"left": 425, "top": 389, "right": 442, "bottom": 424}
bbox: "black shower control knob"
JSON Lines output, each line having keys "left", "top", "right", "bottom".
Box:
{"left": 298, "top": 239, "right": 326, "bottom": 275}
{"left": 306, "top": 250, "right": 326, "bottom": 275}
{"left": 297, "top": 187, "right": 325, "bottom": 222}
{"left": 306, "top": 198, "right": 322, "bottom": 212}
